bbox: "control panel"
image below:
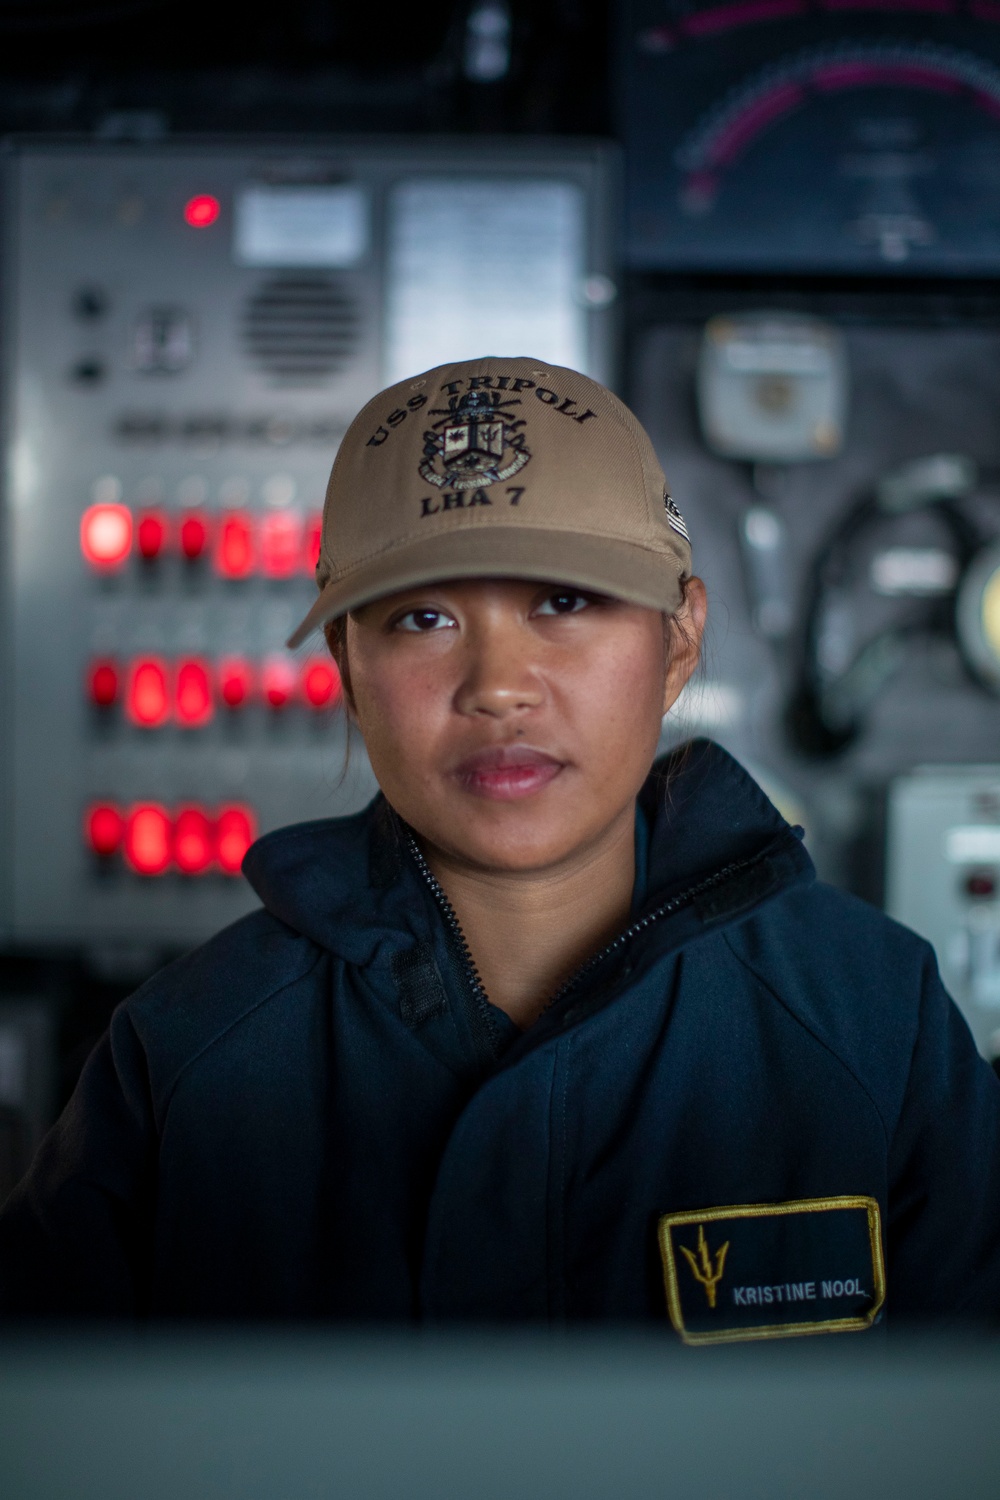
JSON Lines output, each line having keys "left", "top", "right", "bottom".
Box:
{"left": 623, "top": 2, "right": 1000, "bottom": 272}
{"left": 0, "top": 139, "right": 617, "bottom": 951}
{"left": 887, "top": 767, "right": 1000, "bottom": 1060}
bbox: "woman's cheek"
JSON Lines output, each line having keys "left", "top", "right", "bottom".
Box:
{"left": 357, "top": 662, "right": 449, "bottom": 784}
{"left": 566, "top": 635, "right": 664, "bottom": 748}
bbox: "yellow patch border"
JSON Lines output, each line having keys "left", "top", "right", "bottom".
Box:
{"left": 658, "top": 1195, "right": 886, "bottom": 1347}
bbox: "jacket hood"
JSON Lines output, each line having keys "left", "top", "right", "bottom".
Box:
{"left": 241, "top": 739, "right": 813, "bottom": 962}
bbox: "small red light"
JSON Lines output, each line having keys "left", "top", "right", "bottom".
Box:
{"left": 219, "top": 656, "right": 253, "bottom": 709}
{"left": 87, "top": 658, "right": 120, "bottom": 708}
{"left": 81, "top": 503, "right": 132, "bottom": 569}
{"left": 126, "top": 658, "right": 170, "bottom": 728}
{"left": 124, "top": 803, "right": 172, "bottom": 876}
{"left": 304, "top": 513, "right": 323, "bottom": 573}
{"left": 136, "top": 509, "right": 168, "bottom": 560}
{"left": 184, "top": 194, "right": 220, "bottom": 228}
{"left": 174, "top": 806, "right": 214, "bottom": 875}
{"left": 85, "top": 803, "right": 124, "bottom": 857}
{"left": 262, "top": 655, "right": 297, "bottom": 709}
{"left": 175, "top": 658, "right": 214, "bottom": 728}
{"left": 217, "top": 805, "right": 256, "bottom": 875}
{"left": 215, "top": 511, "right": 255, "bottom": 579}
{"left": 179, "top": 510, "right": 211, "bottom": 560}
{"left": 260, "top": 510, "right": 302, "bottom": 578}
{"left": 302, "top": 659, "right": 341, "bottom": 710}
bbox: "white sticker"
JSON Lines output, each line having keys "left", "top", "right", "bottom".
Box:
{"left": 234, "top": 186, "right": 369, "bottom": 268}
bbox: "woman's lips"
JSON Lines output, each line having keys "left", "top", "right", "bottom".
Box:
{"left": 452, "top": 745, "right": 565, "bottom": 801}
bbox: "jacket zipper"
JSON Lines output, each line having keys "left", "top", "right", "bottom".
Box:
{"left": 406, "top": 834, "right": 492, "bottom": 1011}
{"left": 406, "top": 830, "right": 761, "bottom": 1027}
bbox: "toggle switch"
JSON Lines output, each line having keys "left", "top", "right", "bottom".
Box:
{"left": 85, "top": 803, "right": 124, "bottom": 857}
{"left": 215, "top": 511, "right": 255, "bottom": 579}
{"left": 81, "top": 503, "right": 132, "bottom": 569}
{"left": 260, "top": 510, "right": 302, "bottom": 579}
{"left": 219, "top": 657, "right": 254, "bottom": 709}
{"left": 126, "top": 658, "right": 171, "bottom": 728}
{"left": 179, "top": 510, "right": 211, "bottom": 561}
{"left": 302, "top": 659, "right": 341, "bottom": 710}
{"left": 174, "top": 806, "right": 214, "bottom": 875}
{"left": 136, "top": 508, "right": 169, "bottom": 560}
{"left": 123, "top": 803, "right": 172, "bottom": 876}
{"left": 175, "top": 658, "right": 214, "bottom": 728}
{"left": 87, "top": 658, "right": 120, "bottom": 708}
{"left": 304, "top": 513, "right": 323, "bottom": 573}
{"left": 262, "top": 655, "right": 297, "bottom": 709}
{"left": 216, "top": 805, "right": 256, "bottom": 874}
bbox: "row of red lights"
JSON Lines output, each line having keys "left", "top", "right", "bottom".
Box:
{"left": 86, "top": 803, "right": 256, "bottom": 877}
{"left": 80, "top": 504, "right": 323, "bottom": 579}
{"left": 88, "top": 655, "right": 342, "bottom": 725}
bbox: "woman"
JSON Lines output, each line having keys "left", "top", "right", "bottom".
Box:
{"left": 2, "top": 357, "right": 999, "bottom": 1339}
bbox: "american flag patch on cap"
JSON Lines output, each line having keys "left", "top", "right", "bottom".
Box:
{"left": 665, "top": 492, "right": 690, "bottom": 541}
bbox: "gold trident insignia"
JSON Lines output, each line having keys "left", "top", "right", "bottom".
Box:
{"left": 680, "top": 1224, "right": 730, "bottom": 1309}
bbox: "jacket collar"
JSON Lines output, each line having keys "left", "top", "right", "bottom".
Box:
{"left": 242, "top": 739, "right": 814, "bottom": 964}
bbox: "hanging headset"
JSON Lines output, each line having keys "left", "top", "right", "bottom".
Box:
{"left": 787, "top": 454, "right": 1000, "bottom": 757}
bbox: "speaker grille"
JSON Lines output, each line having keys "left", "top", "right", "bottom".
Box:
{"left": 242, "top": 275, "right": 360, "bottom": 383}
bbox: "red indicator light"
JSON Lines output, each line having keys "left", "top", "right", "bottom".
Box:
{"left": 215, "top": 511, "right": 255, "bottom": 579}
{"left": 260, "top": 510, "right": 301, "bottom": 578}
{"left": 81, "top": 503, "right": 132, "bottom": 569}
{"left": 124, "top": 803, "right": 172, "bottom": 876}
{"left": 302, "top": 659, "right": 341, "bottom": 710}
{"left": 219, "top": 656, "right": 253, "bottom": 709}
{"left": 174, "top": 806, "right": 214, "bottom": 875}
{"left": 217, "top": 805, "right": 256, "bottom": 875}
{"left": 184, "top": 194, "right": 220, "bottom": 228}
{"left": 126, "top": 657, "right": 170, "bottom": 728}
{"left": 85, "top": 803, "right": 124, "bottom": 857}
{"left": 175, "top": 658, "right": 214, "bottom": 727}
{"left": 262, "top": 655, "right": 297, "bottom": 709}
{"left": 179, "top": 510, "right": 210, "bottom": 560}
{"left": 136, "top": 509, "right": 168, "bottom": 560}
{"left": 304, "top": 513, "right": 323, "bottom": 573}
{"left": 87, "top": 658, "right": 120, "bottom": 708}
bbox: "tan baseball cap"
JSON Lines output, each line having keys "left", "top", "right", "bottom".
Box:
{"left": 287, "top": 355, "right": 692, "bottom": 647}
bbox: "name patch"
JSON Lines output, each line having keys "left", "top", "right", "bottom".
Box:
{"left": 657, "top": 1196, "right": 885, "bottom": 1346}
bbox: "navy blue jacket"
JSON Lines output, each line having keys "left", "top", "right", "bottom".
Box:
{"left": 2, "top": 741, "right": 999, "bottom": 1332}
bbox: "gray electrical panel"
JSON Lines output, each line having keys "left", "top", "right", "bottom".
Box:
{"left": 887, "top": 767, "right": 1000, "bottom": 1061}
{"left": 0, "top": 138, "right": 618, "bottom": 953}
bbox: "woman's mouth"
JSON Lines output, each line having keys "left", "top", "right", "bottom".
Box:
{"left": 452, "top": 745, "right": 565, "bottom": 801}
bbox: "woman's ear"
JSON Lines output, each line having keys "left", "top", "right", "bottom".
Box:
{"left": 662, "top": 575, "right": 707, "bottom": 716}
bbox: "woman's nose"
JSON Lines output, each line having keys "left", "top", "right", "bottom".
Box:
{"left": 453, "top": 625, "right": 545, "bottom": 718}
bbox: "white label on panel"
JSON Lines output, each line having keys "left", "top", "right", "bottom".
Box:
{"left": 945, "top": 826, "right": 1000, "bottom": 863}
{"left": 234, "top": 186, "right": 369, "bottom": 267}
{"left": 384, "top": 177, "right": 587, "bottom": 382}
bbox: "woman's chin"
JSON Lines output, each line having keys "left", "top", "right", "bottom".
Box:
{"left": 430, "top": 809, "right": 593, "bottom": 877}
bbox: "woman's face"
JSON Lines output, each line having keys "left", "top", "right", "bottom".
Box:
{"left": 342, "top": 577, "right": 706, "bottom": 875}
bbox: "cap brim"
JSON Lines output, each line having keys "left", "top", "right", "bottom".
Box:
{"left": 287, "top": 527, "right": 689, "bottom": 647}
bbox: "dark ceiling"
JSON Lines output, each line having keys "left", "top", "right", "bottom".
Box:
{"left": 0, "top": 0, "right": 613, "bottom": 137}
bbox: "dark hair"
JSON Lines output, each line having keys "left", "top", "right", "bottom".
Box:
{"left": 324, "top": 615, "right": 352, "bottom": 710}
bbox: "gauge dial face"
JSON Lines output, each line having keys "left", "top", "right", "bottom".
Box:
{"left": 625, "top": 4, "right": 1000, "bottom": 271}
{"left": 958, "top": 544, "right": 1000, "bottom": 694}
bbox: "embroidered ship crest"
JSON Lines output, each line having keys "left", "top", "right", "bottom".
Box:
{"left": 419, "top": 387, "right": 531, "bottom": 491}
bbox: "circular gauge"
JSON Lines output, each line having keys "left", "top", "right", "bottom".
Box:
{"left": 957, "top": 541, "right": 1000, "bottom": 693}
{"left": 628, "top": 29, "right": 1000, "bottom": 271}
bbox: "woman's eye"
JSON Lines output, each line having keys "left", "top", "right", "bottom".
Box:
{"left": 394, "top": 608, "right": 455, "bottom": 633}
{"left": 534, "top": 591, "right": 590, "bottom": 616}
